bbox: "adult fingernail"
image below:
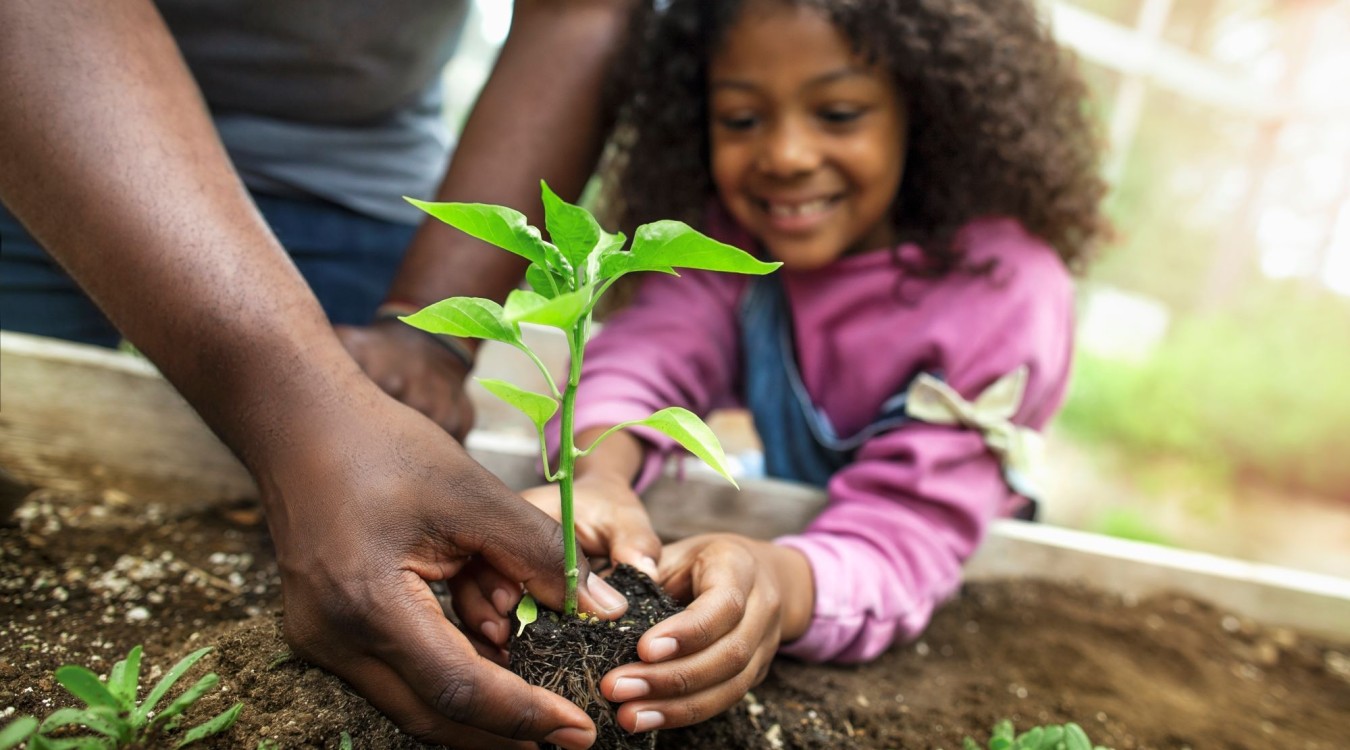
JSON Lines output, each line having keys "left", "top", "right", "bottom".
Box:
{"left": 646, "top": 636, "right": 678, "bottom": 662}
{"left": 636, "top": 555, "right": 658, "bottom": 578}
{"left": 543, "top": 727, "right": 594, "bottom": 750}
{"left": 588, "top": 573, "right": 626, "bottom": 614}
{"left": 611, "top": 677, "right": 650, "bottom": 701}
{"left": 491, "top": 586, "right": 515, "bottom": 617}
{"left": 633, "top": 710, "right": 665, "bottom": 733}
{"left": 481, "top": 620, "right": 503, "bottom": 645}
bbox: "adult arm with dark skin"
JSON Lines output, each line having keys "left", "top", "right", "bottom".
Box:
{"left": 338, "top": 0, "right": 634, "bottom": 441}
{"left": 0, "top": 2, "right": 624, "bottom": 748}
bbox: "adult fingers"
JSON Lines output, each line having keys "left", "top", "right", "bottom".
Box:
{"left": 450, "top": 467, "right": 626, "bottom": 619}
{"left": 447, "top": 564, "right": 513, "bottom": 649}
{"left": 358, "top": 570, "right": 598, "bottom": 749}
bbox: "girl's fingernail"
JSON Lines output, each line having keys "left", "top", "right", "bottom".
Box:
{"left": 481, "top": 620, "right": 503, "bottom": 645}
{"left": 646, "top": 636, "right": 678, "bottom": 662}
{"left": 588, "top": 573, "right": 627, "bottom": 614}
{"left": 611, "top": 677, "right": 650, "bottom": 701}
{"left": 491, "top": 587, "right": 515, "bottom": 617}
{"left": 633, "top": 710, "right": 665, "bottom": 733}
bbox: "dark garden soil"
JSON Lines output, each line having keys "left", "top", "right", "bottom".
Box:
{"left": 2, "top": 486, "right": 1347, "bottom": 750}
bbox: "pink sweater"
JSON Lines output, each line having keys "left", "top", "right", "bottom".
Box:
{"left": 569, "top": 218, "right": 1074, "bottom": 663}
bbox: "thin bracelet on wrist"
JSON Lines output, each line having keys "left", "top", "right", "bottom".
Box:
{"left": 374, "top": 301, "right": 475, "bottom": 372}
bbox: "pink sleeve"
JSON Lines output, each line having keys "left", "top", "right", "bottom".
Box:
{"left": 776, "top": 255, "right": 1075, "bottom": 663}
{"left": 549, "top": 270, "right": 743, "bottom": 488}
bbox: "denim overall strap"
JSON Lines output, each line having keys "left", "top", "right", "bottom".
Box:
{"left": 739, "top": 275, "right": 920, "bottom": 488}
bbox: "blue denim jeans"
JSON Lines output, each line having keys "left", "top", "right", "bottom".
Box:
{"left": 0, "top": 194, "right": 416, "bottom": 347}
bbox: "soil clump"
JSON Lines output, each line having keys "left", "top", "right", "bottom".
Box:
{"left": 510, "top": 565, "right": 682, "bottom": 750}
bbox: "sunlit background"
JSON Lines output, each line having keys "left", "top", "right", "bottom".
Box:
{"left": 446, "top": 0, "right": 1350, "bottom": 577}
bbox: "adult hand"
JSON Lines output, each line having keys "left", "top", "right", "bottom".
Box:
{"left": 597, "top": 534, "right": 814, "bottom": 733}
{"left": 451, "top": 473, "right": 663, "bottom": 650}
{"left": 266, "top": 376, "right": 630, "bottom": 750}
{"left": 337, "top": 318, "right": 476, "bottom": 441}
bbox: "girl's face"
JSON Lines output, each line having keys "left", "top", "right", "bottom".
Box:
{"left": 709, "top": 2, "right": 906, "bottom": 270}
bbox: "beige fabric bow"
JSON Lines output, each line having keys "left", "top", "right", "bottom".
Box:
{"left": 904, "top": 365, "right": 1044, "bottom": 498}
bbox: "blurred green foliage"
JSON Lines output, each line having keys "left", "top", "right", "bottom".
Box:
{"left": 1060, "top": 283, "right": 1350, "bottom": 498}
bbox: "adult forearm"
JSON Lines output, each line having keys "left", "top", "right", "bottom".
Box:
{"left": 0, "top": 0, "right": 358, "bottom": 472}
{"left": 385, "top": 0, "right": 635, "bottom": 318}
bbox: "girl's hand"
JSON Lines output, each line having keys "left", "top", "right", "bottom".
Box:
{"left": 598, "top": 534, "right": 815, "bottom": 733}
{"left": 521, "top": 473, "right": 662, "bottom": 576}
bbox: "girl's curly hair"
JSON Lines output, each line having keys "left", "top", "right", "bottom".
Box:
{"left": 599, "top": 0, "right": 1109, "bottom": 277}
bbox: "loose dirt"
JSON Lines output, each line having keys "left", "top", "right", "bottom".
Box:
{"left": 2, "top": 487, "right": 1346, "bottom": 749}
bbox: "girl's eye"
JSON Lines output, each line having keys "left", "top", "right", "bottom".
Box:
{"left": 717, "top": 114, "right": 759, "bottom": 131}
{"left": 819, "top": 108, "right": 865, "bottom": 125}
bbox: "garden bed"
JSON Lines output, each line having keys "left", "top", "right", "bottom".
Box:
{"left": 2, "top": 485, "right": 1347, "bottom": 749}
{"left": 1, "top": 332, "right": 1348, "bottom": 749}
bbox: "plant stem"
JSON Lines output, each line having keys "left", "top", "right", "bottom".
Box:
{"left": 559, "top": 318, "right": 587, "bottom": 616}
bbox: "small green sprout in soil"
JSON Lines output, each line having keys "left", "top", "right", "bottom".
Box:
{"left": 963, "top": 719, "right": 1113, "bottom": 750}
{"left": 0, "top": 645, "right": 242, "bottom": 749}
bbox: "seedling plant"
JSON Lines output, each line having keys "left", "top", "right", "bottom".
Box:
{"left": 402, "top": 181, "right": 779, "bottom": 616}
{"left": 0, "top": 645, "right": 241, "bottom": 749}
{"left": 963, "top": 719, "right": 1113, "bottom": 750}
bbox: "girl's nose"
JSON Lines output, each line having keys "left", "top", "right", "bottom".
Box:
{"left": 756, "top": 119, "right": 820, "bottom": 177}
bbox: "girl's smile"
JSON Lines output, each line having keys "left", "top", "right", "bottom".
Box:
{"left": 709, "top": 1, "right": 907, "bottom": 270}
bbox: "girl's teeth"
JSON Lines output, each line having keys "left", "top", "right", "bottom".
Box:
{"left": 767, "top": 198, "right": 831, "bottom": 217}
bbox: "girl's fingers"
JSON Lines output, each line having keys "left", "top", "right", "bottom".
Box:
{"left": 602, "top": 502, "right": 663, "bottom": 577}
{"left": 612, "top": 628, "right": 778, "bottom": 732}
{"left": 642, "top": 538, "right": 758, "bottom": 659}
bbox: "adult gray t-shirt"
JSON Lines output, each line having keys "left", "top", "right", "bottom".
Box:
{"left": 157, "top": 0, "right": 471, "bottom": 224}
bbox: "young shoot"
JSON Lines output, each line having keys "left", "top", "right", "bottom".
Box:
{"left": 402, "top": 181, "right": 779, "bottom": 615}
{"left": 963, "top": 719, "right": 1113, "bottom": 750}
{"left": 0, "top": 645, "right": 243, "bottom": 749}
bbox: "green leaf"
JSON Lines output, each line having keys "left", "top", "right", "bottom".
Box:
{"left": 990, "top": 737, "right": 1013, "bottom": 750}
{"left": 400, "top": 297, "right": 522, "bottom": 347}
{"left": 54, "top": 666, "right": 119, "bottom": 710}
{"left": 1040, "top": 725, "right": 1064, "bottom": 749}
{"left": 615, "top": 407, "right": 738, "bottom": 487}
{"left": 108, "top": 645, "right": 142, "bottom": 711}
{"left": 992, "top": 720, "right": 1015, "bottom": 741}
{"left": 526, "top": 264, "right": 564, "bottom": 299}
{"left": 540, "top": 180, "right": 604, "bottom": 271}
{"left": 477, "top": 379, "right": 558, "bottom": 429}
{"left": 962, "top": 739, "right": 982, "bottom": 750}
{"left": 1063, "top": 724, "right": 1093, "bottom": 750}
{"left": 176, "top": 702, "right": 243, "bottom": 748}
{"left": 39, "top": 707, "right": 125, "bottom": 741}
{"left": 405, "top": 198, "right": 567, "bottom": 274}
{"left": 598, "top": 220, "right": 780, "bottom": 280}
{"left": 135, "top": 647, "right": 213, "bottom": 725}
{"left": 150, "top": 673, "right": 219, "bottom": 730}
{"left": 502, "top": 288, "right": 592, "bottom": 331}
{"left": 0, "top": 716, "right": 37, "bottom": 750}
{"left": 1016, "top": 726, "right": 1044, "bottom": 749}
{"left": 515, "top": 594, "right": 538, "bottom": 636}
{"left": 29, "top": 736, "right": 112, "bottom": 750}
{"left": 339, "top": 731, "right": 354, "bottom": 750}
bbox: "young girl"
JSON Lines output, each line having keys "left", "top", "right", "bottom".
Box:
{"left": 460, "top": 0, "right": 1106, "bottom": 736}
